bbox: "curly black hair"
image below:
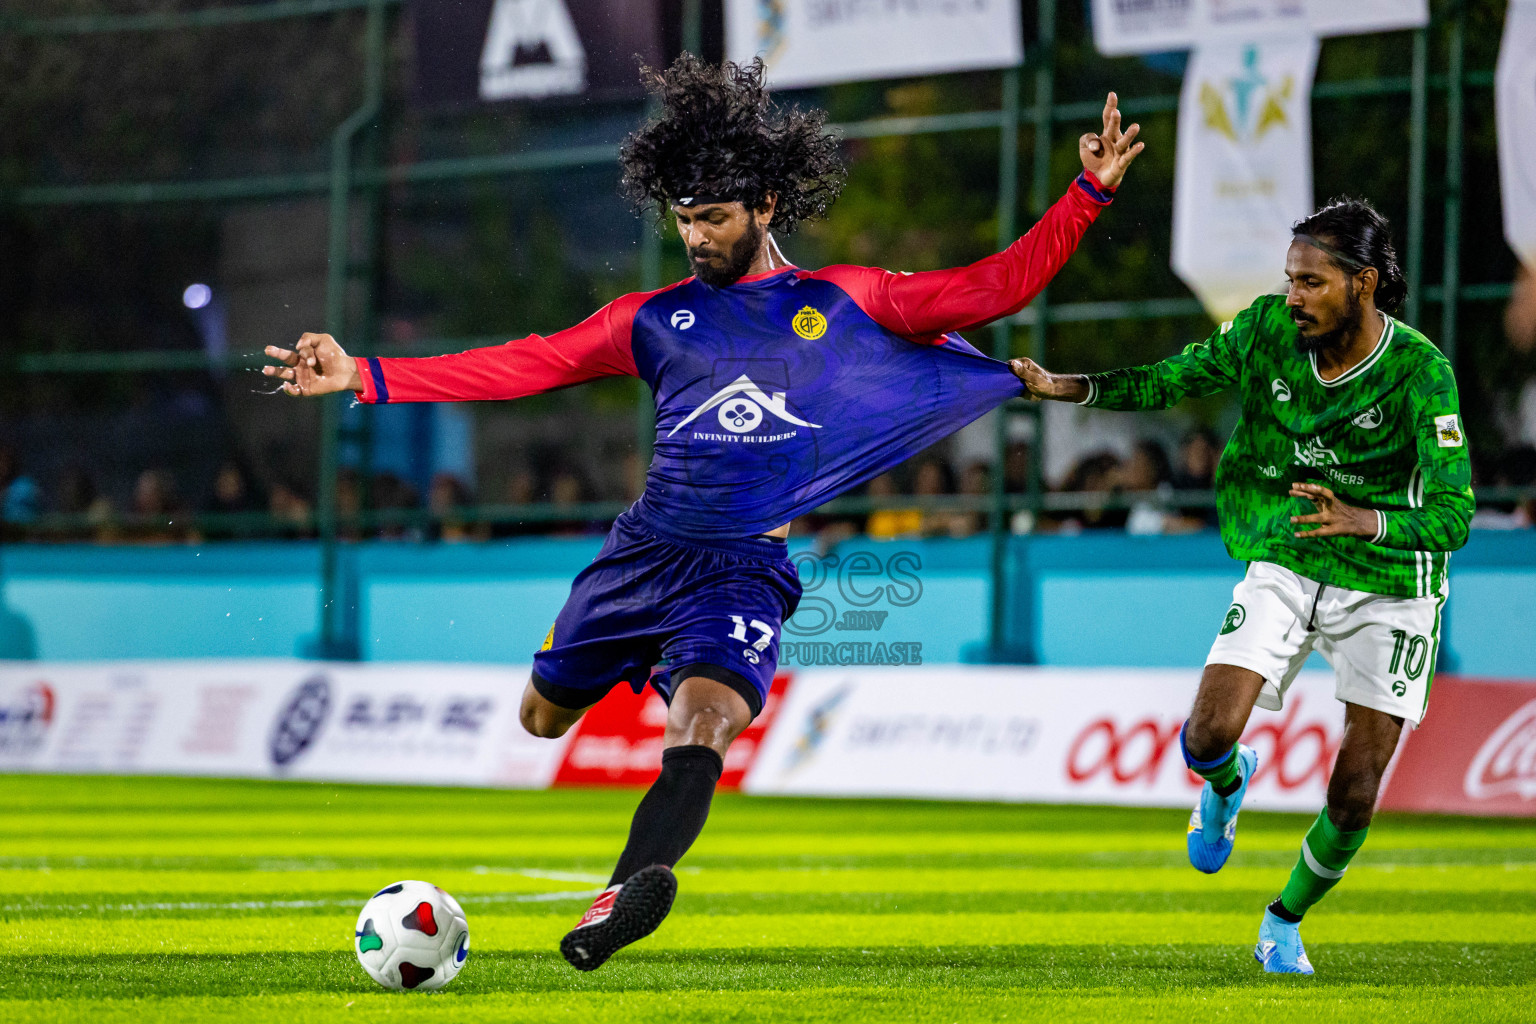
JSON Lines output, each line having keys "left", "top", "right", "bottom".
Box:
{"left": 618, "top": 55, "right": 847, "bottom": 234}
{"left": 1293, "top": 197, "right": 1408, "bottom": 314}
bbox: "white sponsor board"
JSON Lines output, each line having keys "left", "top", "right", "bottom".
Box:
{"left": 725, "top": 0, "right": 1022, "bottom": 90}
{"left": 480, "top": 0, "right": 586, "bottom": 100}
{"left": 1090, "top": 0, "right": 1427, "bottom": 57}
{"left": 743, "top": 666, "right": 1345, "bottom": 811}
{"left": 1171, "top": 35, "right": 1318, "bottom": 320}
{"left": 0, "top": 661, "right": 569, "bottom": 788}
{"left": 1500, "top": 0, "right": 1536, "bottom": 269}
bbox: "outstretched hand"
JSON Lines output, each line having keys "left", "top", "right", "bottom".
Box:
{"left": 1079, "top": 92, "right": 1144, "bottom": 190}
{"left": 1290, "top": 482, "right": 1378, "bottom": 539}
{"left": 262, "top": 333, "right": 363, "bottom": 397}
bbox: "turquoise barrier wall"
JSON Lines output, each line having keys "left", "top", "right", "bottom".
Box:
{"left": 2, "top": 532, "right": 1533, "bottom": 678}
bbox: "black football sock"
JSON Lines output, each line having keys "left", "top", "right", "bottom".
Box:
{"left": 1266, "top": 898, "right": 1303, "bottom": 923}
{"left": 608, "top": 744, "right": 724, "bottom": 886}
{"left": 1212, "top": 774, "right": 1244, "bottom": 798}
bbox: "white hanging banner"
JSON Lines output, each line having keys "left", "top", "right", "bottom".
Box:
{"left": 1172, "top": 35, "right": 1318, "bottom": 321}
{"left": 724, "top": 0, "right": 1022, "bottom": 90}
{"left": 1499, "top": 0, "right": 1536, "bottom": 268}
{"left": 1090, "top": 0, "right": 1427, "bottom": 57}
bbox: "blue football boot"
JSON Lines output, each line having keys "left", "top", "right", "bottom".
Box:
{"left": 1186, "top": 744, "right": 1258, "bottom": 874}
{"left": 1254, "top": 908, "right": 1314, "bottom": 974}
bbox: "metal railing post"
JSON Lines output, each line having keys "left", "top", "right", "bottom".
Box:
{"left": 635, "top": 202, "right": 660, "bottom": 493}
{"left": 682, "top": 0, "right": 703, "bottom": 57}
{"left": 1439, "top": 4, "right": 1464, "bottom": 366}
{"left": 1026, "top": 0, "right": 1057, "bottom": 518}
{"left": 313, "top": 0, "right": 386, "bottom": 659}
{"left": 1405, "top": 26, "right": 1428, "bottom": 328}
{"left": 988, "top": 66, "right": 1021, "bottom": 658}
{"left": 1006, "top": 0, "right": 1059, "bottom": 664}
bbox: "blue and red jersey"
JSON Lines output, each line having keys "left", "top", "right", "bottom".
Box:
{"left": 356, "top": 172, "right": 1114, "bottom": 539}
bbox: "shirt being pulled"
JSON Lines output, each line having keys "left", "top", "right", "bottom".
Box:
{"left": 355, "top": 173, "right": 1114, "bottom": 539}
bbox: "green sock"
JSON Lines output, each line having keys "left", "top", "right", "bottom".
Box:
{"left": 1276, "top": 808, "right": 1368, "bottom": 919}
{"left": 1192, "top": 745, "right": 1242, "bottom": 793}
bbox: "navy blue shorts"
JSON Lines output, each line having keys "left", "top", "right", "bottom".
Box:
{"left": 531, "top": 507, "right": 802, "bottom": 719}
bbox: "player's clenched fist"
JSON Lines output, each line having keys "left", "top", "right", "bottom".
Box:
{"left": 1009, "top": 357, "right": 1089, "bottom": 403}
{"left": 262, "top": 332, "right": 363, "bottom": 396}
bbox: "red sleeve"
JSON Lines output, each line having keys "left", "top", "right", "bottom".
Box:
{"left": 807, "top": 171, "right": 1114, "bottom": 344}
{"left": 354, "top": 291, "right": 645, "bottom": 404}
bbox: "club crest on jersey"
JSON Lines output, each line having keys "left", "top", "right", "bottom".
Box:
{"left": 791, "top": 306, "right": 828, "bottom": 340}
{"left": 668, "top": 373, "right": 823, "bottom": 439}
{"left": 1293, "top": 435, "right": 1339, "bottom": 467}
{"left": 1352, "top": 405, "right": 1382, "bottom": 429}
{"left": 1435, "top": 414, "right": 1463, "bottom": 447}
{"left": 1271, "top": 378, "right": 1292, "bottom": 402}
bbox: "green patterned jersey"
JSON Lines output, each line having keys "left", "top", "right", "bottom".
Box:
{"left": 1082, "top": 294, "right": 1474, "bottom": 598}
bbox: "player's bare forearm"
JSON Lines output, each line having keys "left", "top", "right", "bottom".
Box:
{"left": 262, "top": 333, "right": 363, "bottom": 396}
{"left": 1290, "top": 482, "right": 1378, "bottom": 539}
{"left": 1008, "top": 358, "right": 1090, "bottom": 403}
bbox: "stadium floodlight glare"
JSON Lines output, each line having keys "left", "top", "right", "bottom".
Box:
{"left": 182, "top": 283, "right": 212, "bottom": 309}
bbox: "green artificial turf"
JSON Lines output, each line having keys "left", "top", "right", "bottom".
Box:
{"left": 2, "top": 775, "right": 1533, "bottom": 1022}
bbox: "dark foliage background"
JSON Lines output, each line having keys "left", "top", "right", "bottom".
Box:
{"left": 0, "top": 0, "right": 1525, "bottom": 518}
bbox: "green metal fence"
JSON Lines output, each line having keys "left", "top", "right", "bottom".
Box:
{"left": 1, "top": 0, "right": 1516, "bottom": 660}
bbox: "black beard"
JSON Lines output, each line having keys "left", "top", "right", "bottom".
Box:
{"left": 1294, "top": 284, "right": 1363, "bottom": 355}
{"left": 689, "top": 218, "right": 763, "bottom": 287}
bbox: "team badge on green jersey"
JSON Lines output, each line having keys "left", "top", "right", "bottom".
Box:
{"left": 1352, "top": 405, "right": 1382, "bottom": 429}
{"left": 1435, "top": 414, "right": 1463, "bottom": 447}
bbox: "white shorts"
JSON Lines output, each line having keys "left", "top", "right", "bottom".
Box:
{"left": 1205, "top": 561, "right": 1446, "bottom": 726}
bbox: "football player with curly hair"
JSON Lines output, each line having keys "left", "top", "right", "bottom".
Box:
{"left": 264, "top": 55, "right": 1142, "bottom": 970}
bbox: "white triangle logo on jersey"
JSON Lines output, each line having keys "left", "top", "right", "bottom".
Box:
{"left": 668, "top": 374, "right": 823, "bottom": 437}
{"left": 480, "top": 0, "right": 586, "bottom": 100}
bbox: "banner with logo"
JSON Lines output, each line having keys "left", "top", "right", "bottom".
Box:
{"left": 1171, "top": 35, "right": 1318, "bottom": 320}
{"left": 6, "top": 661, "right": 1532, "bottom": 815}
{"left": 552, "top": 674, "right": 790, "bottom": 789}
{"left": 411, "top": 0, "right": 663, "bottom": 104}
{"left": 743, "top": 666, "right": 1346, "bottom": 811}
{"left": 1500, "top": 0, "right": 1536, "bottom": 268}
{"left": 1089, "top": 0, "right": 1427, "bottom": 57}
{"left": 0, "top": 661, "right": 570, "bottom": 788}
{"left": 724, "top": 0, "right": 1021, "bottom": 90}
{"left": 1379, "top": 678, "right": 1536, "bottom": 816}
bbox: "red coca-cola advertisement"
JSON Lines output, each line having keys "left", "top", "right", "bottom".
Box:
{"left": 552, "top": 673, "right": 792, "bottom": 790}
{"left": 1380, "top": 677, "right": 1536, "bottom": 816}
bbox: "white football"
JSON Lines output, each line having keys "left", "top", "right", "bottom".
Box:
{"left": 353, "top": 880, "right": 470, "bottom": 990}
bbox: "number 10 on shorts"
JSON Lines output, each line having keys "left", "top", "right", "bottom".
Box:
{"left": 1388, "top": 628, "right": 1430, "bottom": 697}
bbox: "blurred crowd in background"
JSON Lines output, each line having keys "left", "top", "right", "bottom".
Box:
{"left": 5, "top": 419, "right": 1533, "bottom": 546}
{"left": 2, "top": 262, "right": 1533, "bottom": 546}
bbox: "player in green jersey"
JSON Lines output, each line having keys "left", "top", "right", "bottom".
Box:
{"left": 1012, "top": 198, "right": 1475, "bottom": 974}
